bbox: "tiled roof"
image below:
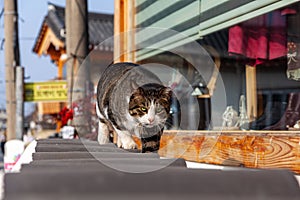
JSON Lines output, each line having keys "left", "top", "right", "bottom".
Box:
{"left": 33, "top": 3, "right": 113, "bottom": 53}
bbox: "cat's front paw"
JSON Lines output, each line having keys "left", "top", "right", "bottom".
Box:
{"left": 123, "top": 140, "right": 137, "bottom": 149}
{"left": 117, "top": 135, "right": 137, "bottom": 149}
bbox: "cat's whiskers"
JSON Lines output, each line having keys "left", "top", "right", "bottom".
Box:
{"left": 133, "top": 122, "right": 163, "bottom": 139}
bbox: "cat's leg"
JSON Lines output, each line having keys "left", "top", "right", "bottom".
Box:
{"left": 97, "top": 120, "right": 110, "bottom": 144}
{"left": 96, "top": 103, "right": 110, "bottom": 144}
{"left": 115, "top": 129, "right": 137, "bottom": 149}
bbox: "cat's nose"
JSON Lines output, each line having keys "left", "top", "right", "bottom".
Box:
{"left": 148, "top": 118, "right": 154, "bottom": 124}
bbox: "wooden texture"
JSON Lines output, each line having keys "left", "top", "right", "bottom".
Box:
{"left": 158, "top": 130, "right": 300, "bottom": 174}
{"left": 36, "top": 28, "right": 65, "bottom": 56}
{"left": 246, "top": 65, "right": 257, "bottom": 120}
{"left": 114, "top": 0, "right": 125, "bottom": 63}
{"left": 114, "top": 0, "right": 136, "bottom": 63}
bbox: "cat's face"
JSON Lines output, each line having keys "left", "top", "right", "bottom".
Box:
{"left": 129, "top": 83, "right": 172, "bottom": 128}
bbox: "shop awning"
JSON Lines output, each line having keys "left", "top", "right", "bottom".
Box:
{"left": 199, "top": 0, "right": 299, "bottom": 37}
{"left": 134, "top": 0, "right": 299, "bottom": 61}
{"left": 135, "top": 0, "right": 200, "bottom": 61}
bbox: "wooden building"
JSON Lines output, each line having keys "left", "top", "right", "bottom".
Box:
{"left": 33, "top": 3, "right": 113, "bottom": 117}
{"left": 114, "top": 0, "right": 300, "bottom": 174}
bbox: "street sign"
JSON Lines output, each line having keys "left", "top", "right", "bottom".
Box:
{"left": 24, "top": 81, "right": 67, "bottom": 102}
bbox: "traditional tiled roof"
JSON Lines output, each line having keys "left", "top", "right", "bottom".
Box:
{"left": 33, "top": 3, "right": 114, "bottom": 53}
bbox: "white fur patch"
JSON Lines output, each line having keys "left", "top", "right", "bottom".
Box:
{"left": 97, "top": 121, "right": 110, "bottom": 144}
{"left": 126, "top": 96, "right": 130, "bottom": 104}
{"left": 96, "top": 102, "right": 108, "bottom": 121}
{"left": 139, "top": 101, "right": 156, "bottom": 125}
{"left": 125, "top": 112, "right": 136, "bottom": 131}
{"left": 103, "top": 106, "right": 109, "bottom": 119}
{"left": 95, "top": 102, "right": 102, "bottom": 118}
{"left": 112, "top": 125, "right": 136, "bottom": 149}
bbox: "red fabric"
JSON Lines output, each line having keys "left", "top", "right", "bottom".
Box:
{"left": 228, "top": 10, "right": 287, "bottom": 66}
{"left": 59, "top": 107, "right": 74, "bottom": 127}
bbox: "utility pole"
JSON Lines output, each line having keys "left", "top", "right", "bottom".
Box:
{"left": 4, "top": 0, "right": 20, "bottom": 140}
{"left": 65, "top": 0, "right": 72, "bottom": 107}
{"left": 66, "top": 0, "right": 90, "bottom": 135}
{"left": 66, "top": 0, "right": 90, "bottom": 104}
{"left": 15, "top": 66, "right": 24, "bottom": 140}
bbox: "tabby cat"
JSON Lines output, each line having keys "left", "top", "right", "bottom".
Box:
{"left": 96, "top": 62, "right": 172, "bottom": 152}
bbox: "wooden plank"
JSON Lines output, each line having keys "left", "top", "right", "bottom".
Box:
{"left": 114, "top": 0, "right": 135, "bottom": 62}
{"left": 125, "top": 0, "right": 135, "bottom": 62}
{"left": 246, "top": 65, "right": 257, "bottom": 121}
{"left": 113, "top": 0, "right": 124, "bottom": 63}
{"left": 158, "top": 130, "right": 300, "bottom": 174}
{"left": 37, "top": 28, "right": 64, "bottom": 56}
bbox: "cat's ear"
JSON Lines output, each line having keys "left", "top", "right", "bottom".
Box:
{"left": 162, "top": 87, "right": 173, "bottom": 99}
{"left": 131, "top": 83, "right": 144, "bottom": 96}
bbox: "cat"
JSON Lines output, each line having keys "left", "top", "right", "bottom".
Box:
{"left": 96, "top": 62, "right": 172, "bottom": 152}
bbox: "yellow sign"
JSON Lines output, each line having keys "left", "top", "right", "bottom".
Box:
{"left": 25, "top": 81, "right": 68, "bottom": 102}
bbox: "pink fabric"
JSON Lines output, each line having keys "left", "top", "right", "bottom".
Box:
{"left": 228, "top": 10, "right": 287, "bottom": 66}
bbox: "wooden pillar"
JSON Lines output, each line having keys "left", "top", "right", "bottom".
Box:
{"left": 66, "top": 0, "right": 72, "bottom": 106}
{"left": 57, "top": 58, "right": 64, "bottom": 80}
{"left": 114, "top": 0, "right": 125, "bottom": 62}
{"left": 126, "top": 0, "right": 136, "bottom": 62}
{"left": 114, "top": 0, "right": 136, "bottom": 62}
{"left": 246, "top": 65, "right": 257, "bottom": 121}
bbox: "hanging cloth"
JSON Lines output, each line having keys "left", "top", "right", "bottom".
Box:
{"left": 228, "top": 10, "right": 287, "bottom": 66}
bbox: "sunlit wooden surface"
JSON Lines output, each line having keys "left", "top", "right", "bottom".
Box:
{"left": 158, "top": 130, "right": 300, "bottom": 174}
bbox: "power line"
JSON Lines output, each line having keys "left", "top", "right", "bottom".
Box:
{"left": 19, "top": 37, "right": 36, "bottom": 40}
{"left": 0, "top": 37, "right": 36, "bottom": 50}
{"left": 0, "top": 37, "right": 36, "bottom": 40}
{"left": 0, "top": 8, "right": 3, "bottom": 19}
{"left": 0, "top": 38, "right": 4, "bottom": 50}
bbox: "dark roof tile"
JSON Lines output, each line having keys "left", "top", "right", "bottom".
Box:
{"left": 33, "top": 3, "right": 113, "bottom": 53}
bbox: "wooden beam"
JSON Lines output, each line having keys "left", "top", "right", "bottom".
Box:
{"left": 36, "top": 28, "right": 64, "bottom": 56}
{"left": 125, "top": 0, "right": 136, "bottom": 62}
{"left": 57, "top": 59, "right": 64, "bottom": 80}
{"left": 158, "top": 130, "right": 300, "bottom": 174}
{"left": 114, "top": 0, "right": 136, "bottom": 63}
{"left": 114, "top": 0, "right": 124, "bottom": 62}
{"left": 246, "top": 65, "right": 257, "bottom": 121}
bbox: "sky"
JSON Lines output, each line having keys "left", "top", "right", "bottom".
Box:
{"left": 0, "top": 0, "right": 114, "bottom": 109}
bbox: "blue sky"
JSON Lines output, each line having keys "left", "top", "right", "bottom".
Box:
{"left": 0, "top": 0, "right": 114, "bottom": 109}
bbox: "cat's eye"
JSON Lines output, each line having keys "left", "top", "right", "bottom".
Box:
{"left": 156, "top": 107, "right": 163, "bottom": 113}
{"left": 140, "top": 107, "right": 147, "bottom": 112}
